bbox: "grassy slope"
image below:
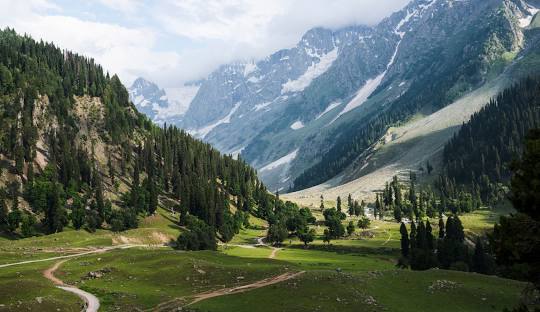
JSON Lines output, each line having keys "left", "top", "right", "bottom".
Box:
{"left": 0, "top": 261, "right": 82, "bottom": 311}
{"left": 193, "top": 269, "right": 523, "bottom": 312}
{"left": 0, "top": 205, "right": 525, "bottom": 311}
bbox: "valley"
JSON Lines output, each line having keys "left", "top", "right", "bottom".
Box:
{"left": 1, "top": 0, "right": 540, "bottom": 311}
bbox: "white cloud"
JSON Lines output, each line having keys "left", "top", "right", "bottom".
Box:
{"left": 0, "top": 0, "right": 410, "bottom": 89}
{"left": 98, "top": 0, "right": 142, "bottom": 14}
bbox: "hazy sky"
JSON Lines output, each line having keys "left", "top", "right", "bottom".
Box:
{"left": 0, "top": 0, "right": 410, "bottom": 92}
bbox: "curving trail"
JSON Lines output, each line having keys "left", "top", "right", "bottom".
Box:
{"left": 188, "top": 271, "right": 305, "bottom": 305}
{"left": 0, "top": 244, "right": 161, "bottom": 312}
{"left": 268, "top": 247, "right": 281, "bottom": 259}
{"left": 154, "top": 271, "right": 305, "bottom": 311}
{"left": 382, "top": 228, "right": 392, "bottom": 245}
{"left": 0, "top": 244, "right": 143, "bottom": 269}
{"left": 43, "top": 259, "right": 100, "bottom": 312}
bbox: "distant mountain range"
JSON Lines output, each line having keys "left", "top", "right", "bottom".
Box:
{"left": 131, "top": 0, "right": 540, "bottom": 194}
{"left": 128, "top": 77, "right": 199, "bottom": 125}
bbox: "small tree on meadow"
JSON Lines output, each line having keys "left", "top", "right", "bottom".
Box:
{"left": 298, "top": 228, "right": 316, "bottom": 247}
{"left": 323, "top": 229, "right": 331, "bottom": 245}
{"left": 357, "top": 216, "right": 371, "bottom": 229}
{"left": 347, "top": 221, "right": 355, "bottom": 236}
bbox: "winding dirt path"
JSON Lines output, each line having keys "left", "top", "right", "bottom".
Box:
{"left": 154, "top": 271, "right": 305, "bottom": 311}
{"left": 43, "top": 259, "right": 100, "bottom": 312}
{"left": 1, "top": 244, "right": 159, "bottom": 312}
{"left": 188, "top": 271, "right": 305, "bottom": 305}
{"left": 382, "top": 228, "right": 392, "bottom": 245}
{"left": 0, "top": 244, "right": 142, "bottom": 269}
{"left": 268, "top": 247, "right": 281, "bottom": 259}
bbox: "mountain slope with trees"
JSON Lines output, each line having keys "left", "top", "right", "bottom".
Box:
{"left": 439, "top": 76, "right": 540, "bottom": 203}
{"left": 0, "top": 28, "right": 291, "bottom": 247}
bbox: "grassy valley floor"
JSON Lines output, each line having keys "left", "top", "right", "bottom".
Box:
{"left": 0, "top": 206, "right": 528, "bottom": 311}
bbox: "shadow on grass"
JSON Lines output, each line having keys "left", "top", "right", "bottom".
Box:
{"left": 287, "top": 243, "right": 399, "bottom": 257}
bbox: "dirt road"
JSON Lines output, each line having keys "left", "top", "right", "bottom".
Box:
{"left": 188, "top": 271, "right": 305, "bottom": 305}
{"left": 0, "top": 244, "right": 142, "bottom": 269}
{"left": 43, "top": 259, "right": 100, "bottom": 312}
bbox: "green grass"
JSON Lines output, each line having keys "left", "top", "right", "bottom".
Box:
{"left": 457, "top": 206, "right": 512, "bottom": 235}
{"left": 0, "top": 206, "right": 525, "bottom": 311}
{"left": 0, "top": 261, "right": 82, "bottom": 311}
{"left": 56, "top": 248, "right": 288, "bottom": 311}
{"left": 221, "top": 246, "right": 273, "bottom": 258}
{"left": 274, "top": 247, "right": 395, "bottom": 271}
{"left": 193, "top": 269, "right": 525, "bottom": 312}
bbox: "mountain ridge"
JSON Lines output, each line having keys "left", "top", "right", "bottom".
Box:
{"left": 132, "top": 0, "right": 540, "bottom": 195}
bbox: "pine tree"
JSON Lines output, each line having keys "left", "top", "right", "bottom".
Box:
{"left": 426, "top": 220, "right": 434, "bottom": 250}
{"left": 438, "top": 217, "right": 445, "bottom": 239}
{"left": 44, "top": 183, "right": 67, "bottom": 234}
{"left": 410, "top": 221, "right": 417, "bottom": 249}
{"left": 71, "top": 197, "right": 85, "bottom": 230}
{"left": 20, "top": 212, "right": 36, "bottom": 237}
{"left": 400, "top": 222, "right": 410, "bottom": 257}
{"left": 472, "top": 238, "right": 491, "bottom": 274}
{"left": 375, "top": 194, "right": 381, "bottom": 219}
{"left": 347, "top": 193, "right": 353, "bottom": 215}
{"left": 0, "top": 198, "right": 8, "bottom": 231}
{"left": 347, "top": 221, "right": 355, "bottom": 236}
{"left": 336, "top": 196, "right": 342, "bottom": 212}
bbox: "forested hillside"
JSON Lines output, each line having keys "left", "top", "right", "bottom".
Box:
{"left": 438, "top": 76, "right": 540, "bottom": 203}
{"left": 0, "top": 28, "right": 284, "bottom": 246}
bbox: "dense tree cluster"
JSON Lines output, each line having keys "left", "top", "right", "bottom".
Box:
{"left": 265, "top": 198, "right": 316, "bottom": 246}
{"left": 399, "top": 216, "right": 494, "bottom": 273}
{"left": 491, "top": 129, "right": 540, "bottom": 290}
{"left": 323, "top": 208, "right": 346, "bottom": 239}
{"left": 441, "top": 77, "right": 540, "bottom": 204}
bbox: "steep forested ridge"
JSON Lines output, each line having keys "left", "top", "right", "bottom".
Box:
{"left": 0, "top": 28, "right": 282, "bottom": 243}
{"left": 439, "top": 76, "right": 540, "bottom": 201}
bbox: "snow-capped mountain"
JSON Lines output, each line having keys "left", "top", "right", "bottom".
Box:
{"left": 135, "top": 0, "right": 540, "bottom": 192}
{"left": 128, "top": 77, "right": 199, "bottom": 124}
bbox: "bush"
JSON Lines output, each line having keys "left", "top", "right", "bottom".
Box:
{"left": 357, "top": 216, "right": 371, "bottom": 229}
{"left": 176, "top": 215, "right": 216, "bottom": 251}
{"left": 449, "top": 261, "right": 469, "bottom": 272}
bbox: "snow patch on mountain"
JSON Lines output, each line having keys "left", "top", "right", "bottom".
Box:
{"left": 153, "top": 85, "right": 200, "bottom": 122}
{"left": 253, "top": 101, "right": 272, "bottom": 112}
{"left": 316, "top": 101, "right": 342, "bottom": 120}
{"left": 519, "top": 2, "right": 539, "bottom": 28}
{"left": 229, "top": 146, "right": 245, "bottom": 159}
{"left": 244, "top": 62, "right": 258, "bottom": 76}
{"left": 290, "top": 121, "right": 304, "bottom": 130}
{"left": 281, "top": 48, "right": 338, "bottom": 94}
{"left": 331, "top": 73, "right": 386, "bottom": 124}
{"left": 330, "top": 6, "right": 413, "bottom": 124}
{"left": 189, "top": 101, "right": 242, "bottom": 138}
{"left": 129, "top": 77, "right": 201, "bottom": 124}
{"left": 260, "top": 149, "right": 299, "bottom": 172}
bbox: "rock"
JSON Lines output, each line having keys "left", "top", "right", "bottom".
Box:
{"left": 35, "top": 297, "right": 43, "bottom": 304}
{"left": 428, "top": 280, "right": 459, "bottom": 293}
{"left": 86, "top": 267, "right": 112, "bottom": 279}
{"left": 87, "top": 271, "right": 103, "bottom": 279}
